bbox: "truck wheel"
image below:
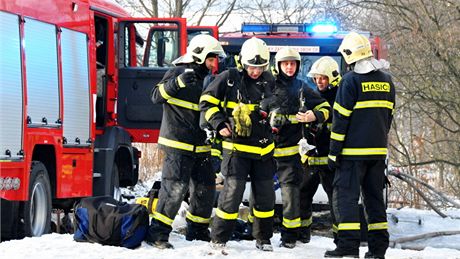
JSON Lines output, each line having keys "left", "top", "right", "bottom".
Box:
{"left": 22, "top": 161, "right": 52, "bottom": 237}
{"left": 111, "top": 163, "right": 121, "bottom": 201}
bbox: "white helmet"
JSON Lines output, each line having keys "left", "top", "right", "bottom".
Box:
{"left": 176, "top": 34, "right": 226, "bottom": 64}
{"left": 239, "top": 37, "right": 270, "bottom": 70}
{"left": 274, "top": 46, "right": 301, "bottom": 75}
{"left": 307, "top": 56, "right": 340, "bottom": 84}
{"left": 338, "top": 32, "right": 373, "bottom": 64}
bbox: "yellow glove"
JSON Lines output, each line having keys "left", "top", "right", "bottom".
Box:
{"left": 232, "top": 103, "right": 252, "bottom": 137}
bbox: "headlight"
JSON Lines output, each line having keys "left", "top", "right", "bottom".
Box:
{"left": 12, "top": 178, "right": 20, "bottom": 190}
{"left": 0, "top": 177, "right": 21, "bottom": 191}
{"left": 4, "top": 177, "right": 12, "bottom": 190}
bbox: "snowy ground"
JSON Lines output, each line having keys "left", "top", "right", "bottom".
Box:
{"left": 1, "top": 179, "right": 460, "bottom": 258}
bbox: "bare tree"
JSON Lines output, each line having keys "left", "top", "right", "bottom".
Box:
{"left": 115, "top": 0, "right": 158, "bottom": 17}
{"left": 115, "top": 0, "right": 237, "bottom": 26}
{"left": 235, "top": 0, "right": 315, "bottom": 23}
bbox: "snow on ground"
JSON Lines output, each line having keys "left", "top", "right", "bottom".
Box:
{"left": 1, "top": 179, "right": 460, "bottom": 258}
{"left": 1, "top": 207, "right": 460, "bottom": 258}
{"left": 1, "top": 218, "right": 460, "bottom": 259}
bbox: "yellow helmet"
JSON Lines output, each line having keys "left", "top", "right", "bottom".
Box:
{"left": 239, "top": 37, "right": 270, "bottom": 70}
{"left": 307, "top": 56, "right": 340, "bottom": 83}
{"left": 338, "top": 32, "right": 373, "bottom": 64}
{"left": 274, "top": 46, "right": 301, "bottom": 75}
{"left": 179, "top": 34, "right": 226, "bottom": 64}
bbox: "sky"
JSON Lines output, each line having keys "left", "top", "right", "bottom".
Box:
{"left": 1, "top": 180, "right": 460, "bottom": 259}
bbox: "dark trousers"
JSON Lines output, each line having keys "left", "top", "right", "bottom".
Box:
{"left": 299, "top": 164, "right": 337, "bottom": 243}
{"left": 332, "top": 159, "right": 389, "bottom": 255}
{"left": 211, "top": 154, "right": 275, "bottom": 243}
{"left": 275, "top": 155, "right": 303, "bottom": 242}
{"left": 300, "top": 165, "right": 335, "bottom": 222}
{"left": 146, "top": 152, "right": 215, "bottom": 242}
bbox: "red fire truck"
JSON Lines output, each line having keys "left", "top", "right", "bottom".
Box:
{"left": 219, "top": 23, "right": 387, "bottom": 89}
{"left": 0, "top": 0, "right": 189, "bottom": 239}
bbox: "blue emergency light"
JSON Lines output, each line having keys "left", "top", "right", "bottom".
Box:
{"left": 241, "top": 23, "right": 338, "bottom": 34}
{"left": 241, "top": 23, "right": 272, "bottom": 33}
{"left": 307, "top": 23, "right": 338, "bottom": 34}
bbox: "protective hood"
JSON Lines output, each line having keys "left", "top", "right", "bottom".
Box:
{"left": 353, "top": 57, "right": 390, "bottom": 74}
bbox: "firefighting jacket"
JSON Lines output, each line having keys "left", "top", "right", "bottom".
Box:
{"left": 199, "top": 69, "right": 275, "bottom": 160}
{"left": 272, "top": 76, "right": 331, "bottom": 160}
{"left": 151, "top": 63, "right": 210, "bottom": 157}
{"left": 303, "top": 85, "right": 338, "bottom": 166}
{"left": 329, "top": 70, "right": 395, "bottom": 160}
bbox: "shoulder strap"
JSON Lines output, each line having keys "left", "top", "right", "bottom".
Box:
{"left": 222, "top": 68, "right": 239, "bottom": 115}
{"left": 298, "top": 80, "right": 306, "bottom": 111}
{"left": 227, "top": 67, "right": 239, "bottom": 88}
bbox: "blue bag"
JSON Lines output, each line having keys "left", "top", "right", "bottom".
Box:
{"left": 73, "top": 196, "right": 148, "bottom": 249}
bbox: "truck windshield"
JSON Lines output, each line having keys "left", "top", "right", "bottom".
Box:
{"left": 121, "top": 22, "right": 180, "bottom": 68}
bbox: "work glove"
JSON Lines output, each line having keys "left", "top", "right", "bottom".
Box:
{"left": 269, "top": 108, "right": 288, "bottom": 134}
{"left": 176, "top": 69, "right": 197, "bottom": 88}
{"left": 254, "top": 106, "right": 268, "bottom": 119}
{"left": 232, "top": 102, "right": 252, "bottom": 137}
{"left": 298, "top": 138, "right": 316, "bottom": 156}
{"left": 327, "top": 155, "right": 340, "bottom": 171}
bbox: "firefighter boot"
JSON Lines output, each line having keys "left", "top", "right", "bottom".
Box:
{"left": 324, "top": 248, "right": 359, "bottom": 258}
{"left": 280, "top": 228, "right": 297, "bottom": 248}
{"left": 298, "top": 226, "right": 311, "bottom": 243}
{"left": 280, "top": 239, "right": 296, "bottom": 249}
{"left": 333, "top": 231, "right": 338, "bottom": 245}
{"left": 185, "top": 220, "right": 211, "bottom": 242}
{"left": 150, "top": 240, "right": 174, "bottom": 249}
{"left": 256, "top": 239, "right": 273, "bottom": 252}
{"left": 364, "top": 252, "right": 385, "bottom": 259}
{"left": 210, "top": 241, "right": 226, "bottom": 250}
{"left": 145, "top": 219, "right": 174, "bottom": 249}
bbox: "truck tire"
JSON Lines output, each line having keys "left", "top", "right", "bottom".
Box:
{"left": 111, "top": 163, "right": 121, "bottom": 201}
{"left": 22, "top": 161, "right": 52, "bottom": 237}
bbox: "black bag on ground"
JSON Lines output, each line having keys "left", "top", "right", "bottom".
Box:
{"left": 73, "top": 196, "right": 149, "bottom": 249}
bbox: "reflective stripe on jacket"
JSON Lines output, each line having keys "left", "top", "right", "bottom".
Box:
{"left": 271, "top": 77, "right": 331, "bottom": 158}
{"left": 199, "top": 70, "right": 275, "bottom": 160}
{"left": 151, "top": 65, "right": 209, "bottom": 156}
{"left": 329, "top": 70, "right": 395, "bottom": 160}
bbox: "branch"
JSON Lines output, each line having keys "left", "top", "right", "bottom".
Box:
{"left": 389, "top": 170, "right": 448, "bottom": 218}
{"left": 389, "top": 169, "right": 460, "bottom": 208}
{"left": 398, "top": 158, "right": 460, "bottom": 168}
{"left": 139, "top": 0, "right": 155, "bottom": 17}
{"left": 196, "top": 0, "right": 214, "bottom": 25}
{"left": 216, "top": 0, "right": 237, "bottom": 27}
{"left": 389, "top": 230, "right": 460, "bottom": 248}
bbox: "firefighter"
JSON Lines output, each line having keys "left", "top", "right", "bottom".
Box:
{"left": 324, "top": 32, "right": 395, "bottom": 259}
{"left": 199, "top": 37, "right": 276, "bottom": 251}
{"left": 269, "top": 47, "right": 331, "bottom": 248}
{"left": 145, "top": 34, "right": 226, "bottom": 249}
{"left": 298, "top": 56, "right": 341, "bottom": 244}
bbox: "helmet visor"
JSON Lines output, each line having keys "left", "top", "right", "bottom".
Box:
{"left": 247, "top": 54, "right": 268, "bottom": 66}
{"left": 244, "top": 64, "right": 267, "bottom": 72}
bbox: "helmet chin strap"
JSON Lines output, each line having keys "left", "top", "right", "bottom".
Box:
{"left": 278, "top": 70, "right": 296, "bottom": 81}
